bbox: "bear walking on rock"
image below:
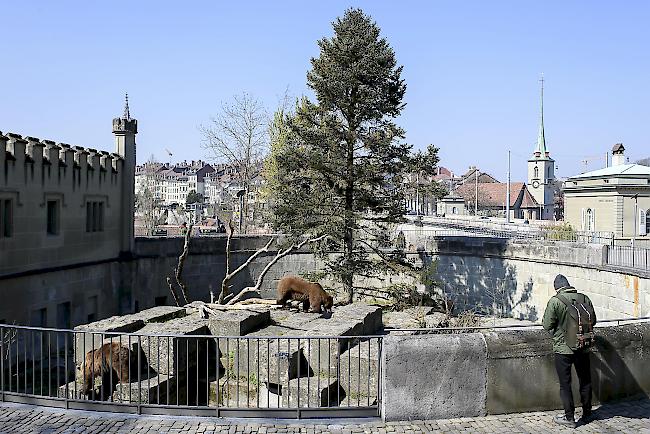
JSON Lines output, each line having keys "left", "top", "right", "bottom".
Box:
{"left": 80, "top": 342, "right": 138, "bottom": 399}
{"left": 276, "top": 276, "right": 333, "bottom": 314}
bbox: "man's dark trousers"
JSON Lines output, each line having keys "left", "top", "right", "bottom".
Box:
{"left": 554, "top": 351, "right": 592, "bottom": 419}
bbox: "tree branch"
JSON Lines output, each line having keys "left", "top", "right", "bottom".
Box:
{"left": 218, "top": 220, "right": 275, "bottom": 304}
{"left": 175, "top": 223, "right": 194, "bottom": 304}
{"left": 226, "top": 234, "right": 328, "bottom": 305}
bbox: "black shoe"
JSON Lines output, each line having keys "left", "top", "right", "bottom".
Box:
{"left": 554, "top": 414, "right": 577, "bottom": 428}
{"left": 581, "top": 410, "right": 595, "bottom": 423}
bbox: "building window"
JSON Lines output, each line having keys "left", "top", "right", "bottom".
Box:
{"left": 31, "top": 308, "right": 47, "bottom": 327}
{"left": 586, "top": 208, "right": 593, "bottom": 231}
{"left": 86, "top": 201, "right": 105, "bottom": 232}
{"left": 57, "top": 302, "right": 71, "bottom": 329}
{"left": 46, "top": 200, "right": 60, "bottom": 235}
{"left": 0, "top": 199, "right": 13, "bottom": 238}
{"left": 534, "top": 166, "right": 539, "bottom": 178}
{"left": 452, "top": 206, "right": 457, "bottom": 214}
{"left": 646, "top": 209, "right": 650, "bottom": 235}
{"left": 87, "top": 295, "right": 98, "bottom": 323}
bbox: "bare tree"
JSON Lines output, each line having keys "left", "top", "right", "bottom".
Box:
{"left": 225, "top": 234, "right": 328, "bottom": 305}
{"left": 201, "top": 93, "right": 269, "bottom": 233}
{"left": 166, "top": 223, "right": 194, "bottom": 306}
{"left": 135, "top": 155, "right": 164, "bottom": 235}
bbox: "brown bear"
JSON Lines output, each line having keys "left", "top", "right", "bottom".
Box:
{"left": 80, "top": 342, "right": 136, "bottom": 398}
{"left": 276, "top": 276, "right": 333, "bottom": 314}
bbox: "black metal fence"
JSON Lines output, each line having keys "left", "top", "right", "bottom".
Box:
{"left": 606, "top": 245, "right": 650, "bottom": 271}
{"left": 0, "top": 325, "right": 381, "bottom": 418}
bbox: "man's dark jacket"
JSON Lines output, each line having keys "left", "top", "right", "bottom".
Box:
{"left": 542, "top": 287, "right": 597, "bottom": 354}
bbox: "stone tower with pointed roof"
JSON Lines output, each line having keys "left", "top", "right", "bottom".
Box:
{"left": 527, "top": 75, "right": 555, "bottom": 220}
{"left": 113, "top": 93, "right": 137, "bottom": 253}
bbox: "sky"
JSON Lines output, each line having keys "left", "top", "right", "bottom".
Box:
{"left": 1, "top": 1, "right": 649, "bottom": 182}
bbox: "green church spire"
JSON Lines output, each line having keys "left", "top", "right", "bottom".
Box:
{"left": 534, "top": 74, "right": 547, "bottom": 158}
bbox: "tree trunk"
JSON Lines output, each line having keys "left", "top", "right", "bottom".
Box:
{"left": 218, "top": 220, "right": 234, "bottom": 304}
{"left": 343, "top": 128, "right": 355, "bottom": 305}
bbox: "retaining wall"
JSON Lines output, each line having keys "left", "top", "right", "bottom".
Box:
{"left": 431, "top": 237, "right": 650, "bottom": 320}
{"left": 2, "top": 235, "right": 649, "bottom": 328}
{"left": 382, "top": 322, "right": 650, "bottom": 421}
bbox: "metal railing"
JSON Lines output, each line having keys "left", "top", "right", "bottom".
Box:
{"left": 0, "top": 325, "right": 381, "bottom": 418}
{"left": 606, "top": 245, "right": 650, "bottom": 271}
{"left": 401, "top": 219, "right": 614, "bottom": 245}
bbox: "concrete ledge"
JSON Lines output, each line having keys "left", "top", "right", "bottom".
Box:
{"left": 382, "top": 333, "right": 487, "bottom": 421}
{"left": 484, "top": 329, "right": 560, "bottom": 414}
{"left": 483, "top": 323, "right": 650, "bottom": 415}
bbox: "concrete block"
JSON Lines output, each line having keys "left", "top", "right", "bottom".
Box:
{"left": 207, "top": 309, "right": 270, "bottom": 336}
{"left": 209, "top": 377, "right": 260, "bottom": 408}
{"left": 342, "top": 304, "right": 383, "bottom": 335}
{"left": 226, "top": 337, "right": 312, "bottom": 385}
{"left": 113, "top": 373, "right": 176, "bottom": 405}
{"left": 382, "top": 333, "right": 487, "bottom": 421}
{"left": 73, "top": 306, "right": 186, "bottom": 364}
{"left": 337, "top": 339, "right": 380, "bottom": 403}
{"left": 138, "top": 313, "right": 214, "bottom": 376}
{"left": 269, "top": 310, "right": 322, "bottom": 330}
{"left": 282, "top": 377, "right": 347, "bottom": 408}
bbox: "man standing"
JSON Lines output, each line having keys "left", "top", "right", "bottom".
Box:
{"left": 543, "top": 274, "right": 597, "bottom": 428}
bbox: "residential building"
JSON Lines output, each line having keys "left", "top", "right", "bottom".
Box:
{"left": 134, "top": 160, "right": 214, "bottom": 207}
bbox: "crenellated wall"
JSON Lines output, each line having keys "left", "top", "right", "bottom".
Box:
{"left": 0, "top": 130, "right": 130, "bottom": 277}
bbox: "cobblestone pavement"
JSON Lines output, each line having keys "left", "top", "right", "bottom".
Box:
{"left": 0, "top": 399, "right": 648, "bottom": 433}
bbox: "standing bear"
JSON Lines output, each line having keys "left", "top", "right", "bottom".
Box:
{"left": 276, "top": 275, "right": 333, "bottom": 314}
{"left": 79, "top": 342, "right": 138, "bottom": 399}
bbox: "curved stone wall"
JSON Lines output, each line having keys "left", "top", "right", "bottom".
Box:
{"left": 430, "top": 237, "right": 650, "bottom": 320}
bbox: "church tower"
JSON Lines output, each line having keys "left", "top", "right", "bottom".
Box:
{"left": 527, "top": 75, "right": 555, "bottom": 220}
{"left": 113, "top": 93, "right": 137, "bottom": 253}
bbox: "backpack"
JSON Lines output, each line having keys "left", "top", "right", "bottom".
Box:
{"left": 555, "top": 293, "right": 596, "bottom": 351}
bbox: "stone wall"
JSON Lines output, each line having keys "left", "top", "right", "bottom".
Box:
{"left": 382, "top": 322, "right": 650, "bottom": 421}
{"left": 0, "top": 131, "right": 130, "bottom": 277}
{"left": 2, "top": 235, "right": 649, "bottom": 327}
{"left": 429, "top": 237, "right": 650, "bottom": 320}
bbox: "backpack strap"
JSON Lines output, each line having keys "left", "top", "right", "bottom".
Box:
{"left": 554, "top": 293, "right": 573, "bottom": 308}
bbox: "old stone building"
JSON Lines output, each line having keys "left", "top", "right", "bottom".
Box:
{"left": 564, "top": 143, "right": 650, "bottom": 240}
{"left": 0, "top": 97, "right": 137, "bottom": 326}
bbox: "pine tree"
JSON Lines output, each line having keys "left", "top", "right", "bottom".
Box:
{"left": 270, "top": 8, "right": 410, "bottom": 304}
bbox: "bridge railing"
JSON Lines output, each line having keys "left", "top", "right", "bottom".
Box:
{"left": 606, "top": 245, "right": 650, "bottom": 271}
{"left": 0, "top": 324, "right": 381, "bottom": 418}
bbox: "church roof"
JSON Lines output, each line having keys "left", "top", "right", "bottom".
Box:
{"left": 569, "top": 163, "right": 650, "bottom": 180}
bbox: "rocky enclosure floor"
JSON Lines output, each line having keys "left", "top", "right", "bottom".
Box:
{"left": 1, "top": 398, "right": 648, "bottom": 433}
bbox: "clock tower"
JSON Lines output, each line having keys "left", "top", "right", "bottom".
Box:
{"left": 527, "top": 75, "right": 555, "bottom": 220}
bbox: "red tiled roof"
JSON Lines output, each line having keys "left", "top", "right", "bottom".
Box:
{"left": 454, "top": 182, "right": 539, "bottom": 208}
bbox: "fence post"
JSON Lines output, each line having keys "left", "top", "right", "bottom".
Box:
{"left": 1, "top": 326, "right": 4, "bottom": 402}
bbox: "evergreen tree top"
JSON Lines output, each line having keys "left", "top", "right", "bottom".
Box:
{"left": 308, "top": 8, "right": 406, "bottom": 123}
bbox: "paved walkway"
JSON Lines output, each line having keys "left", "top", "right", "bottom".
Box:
{"left": 0, "top": 399, "right": 648, "bottom": 433}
